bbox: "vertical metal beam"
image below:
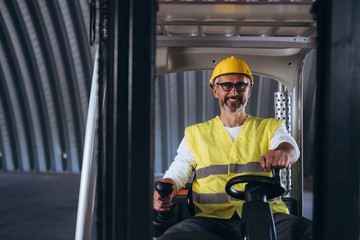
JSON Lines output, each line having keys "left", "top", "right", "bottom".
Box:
{"left": 314, "top": 0, "right": 359, "bottom": 239}
{"left": 291, "top": 69, "right": 304, "bottom": 216}
{"left": 75, "top": 47, "right": 100, "bottom": 240}
{"left": 104, "top": 0, "right": 156, "bottom": 239}
{"left": 102, "top": 1, "right": 122, "bottom": 239}
{"left": 274, "top": 83, "right": 292, "bottom": 196}
{"left": 127, "top": 0, "right": 156, "bottom": 238}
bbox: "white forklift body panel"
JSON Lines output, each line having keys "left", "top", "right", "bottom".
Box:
{"left": 156, "top": 2, "right": 316, "bottom": 91}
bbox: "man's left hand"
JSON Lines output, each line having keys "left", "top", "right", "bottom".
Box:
{"left": 260, "top": 142, "right": 297, "bottom": 172}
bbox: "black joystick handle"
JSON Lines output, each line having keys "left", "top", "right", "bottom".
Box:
{"left": 154, "top": 181, "right": 175, "bottom": 223}
{"left": 155, "top": 181, "right": 174, "bottom": 198}
{"left": 153, "top": 181, "right": 182, "bottom": 237}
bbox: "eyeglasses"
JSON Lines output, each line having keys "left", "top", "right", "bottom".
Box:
{"left": 216, "top": 82, "right": 249, "bottom": 92}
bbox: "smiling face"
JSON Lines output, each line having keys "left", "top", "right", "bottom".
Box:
{"left": 213, "top": 74, "right": 252, "bottom": 114}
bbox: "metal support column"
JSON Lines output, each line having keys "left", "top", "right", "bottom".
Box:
{"left": 291, "top": 70, "right": 304, "bottom": 216}
{"left": 314, "top": 0, "right": 359, "bottom": 239}
{"left": 275, "top": 81, "right": 303, "bottom": 216}
{"left": 104, "top": 0, "right": 156, "bottom": 239}
{"left": 274, "top": 83, "right": 292, "bottom": 195}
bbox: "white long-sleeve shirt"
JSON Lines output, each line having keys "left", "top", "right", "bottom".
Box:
{"left": 163, "top": 123, "right": 300, "bottom": 190}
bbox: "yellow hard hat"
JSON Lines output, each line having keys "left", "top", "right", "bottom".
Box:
{"left": 209, "top": 56, "right": 253, "bottom": 86}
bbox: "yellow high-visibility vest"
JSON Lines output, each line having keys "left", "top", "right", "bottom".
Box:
{"left": 185, "top": 115, "right": 289, "bottom": 219}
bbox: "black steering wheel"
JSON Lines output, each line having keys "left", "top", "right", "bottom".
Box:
{"left": 225, "top": 169, "right": 285, "bottom": 201}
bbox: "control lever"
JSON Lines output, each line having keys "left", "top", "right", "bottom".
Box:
{"left": 272, "top": 168, "right": 281, "bottom": 184}
{"left": 155, "top": 181, "right": 174, "bottom": 198}
{"left": 153, "top": 181, "right": 182, "bottom": 237}
{"left": 154, "top": 181, "right": 175, "bottom": 222}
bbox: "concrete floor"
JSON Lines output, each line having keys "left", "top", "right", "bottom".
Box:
{"left": 0, "top": 173, "right": 313, "bottom": 240}
{"left": 0, "top": 173, "right": 80, "bottom": 240}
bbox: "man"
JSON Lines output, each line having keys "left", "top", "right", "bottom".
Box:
{"left": 153, "top": 56, "right": 312, "bottom": 239}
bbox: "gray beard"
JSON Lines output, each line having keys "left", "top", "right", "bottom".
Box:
{"left": 221, "top": 98, "right": 248, "bottom": 113}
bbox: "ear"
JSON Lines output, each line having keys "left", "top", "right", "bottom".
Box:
{"left": 213, "top": 85, "right": 219, "bottom": 98}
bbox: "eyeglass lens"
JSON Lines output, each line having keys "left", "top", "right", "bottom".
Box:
{"left": 220, "top": 82, "right": 247, "bottom": 92}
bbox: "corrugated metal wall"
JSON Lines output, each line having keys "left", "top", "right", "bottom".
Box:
{"left": 0, "top": 0, "right": 95, "bottom": 172}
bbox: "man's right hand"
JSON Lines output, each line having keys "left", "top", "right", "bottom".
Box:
{"left": 153, "top": 190, "right": 173, "bottom": 212}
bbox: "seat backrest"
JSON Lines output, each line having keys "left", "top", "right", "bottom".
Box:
{"left": 282, "top": 197, "right": 298, "bottom": 215}
{"left": 186, "top": 185, "right": 195, "bottom": 217}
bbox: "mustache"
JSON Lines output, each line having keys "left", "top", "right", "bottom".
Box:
{"left": 225, "top": 96, "right": 242, "bottom": 102}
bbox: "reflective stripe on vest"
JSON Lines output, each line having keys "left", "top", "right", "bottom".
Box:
{"left": 192, "top": 192, "right": 240, "bottom": 204}
{"left": 195, "top": 162, "right": 264, "bottom": 179}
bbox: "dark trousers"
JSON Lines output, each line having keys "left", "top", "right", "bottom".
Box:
{"left": 158, "top": 213, "right": 312, "bottom": 240}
